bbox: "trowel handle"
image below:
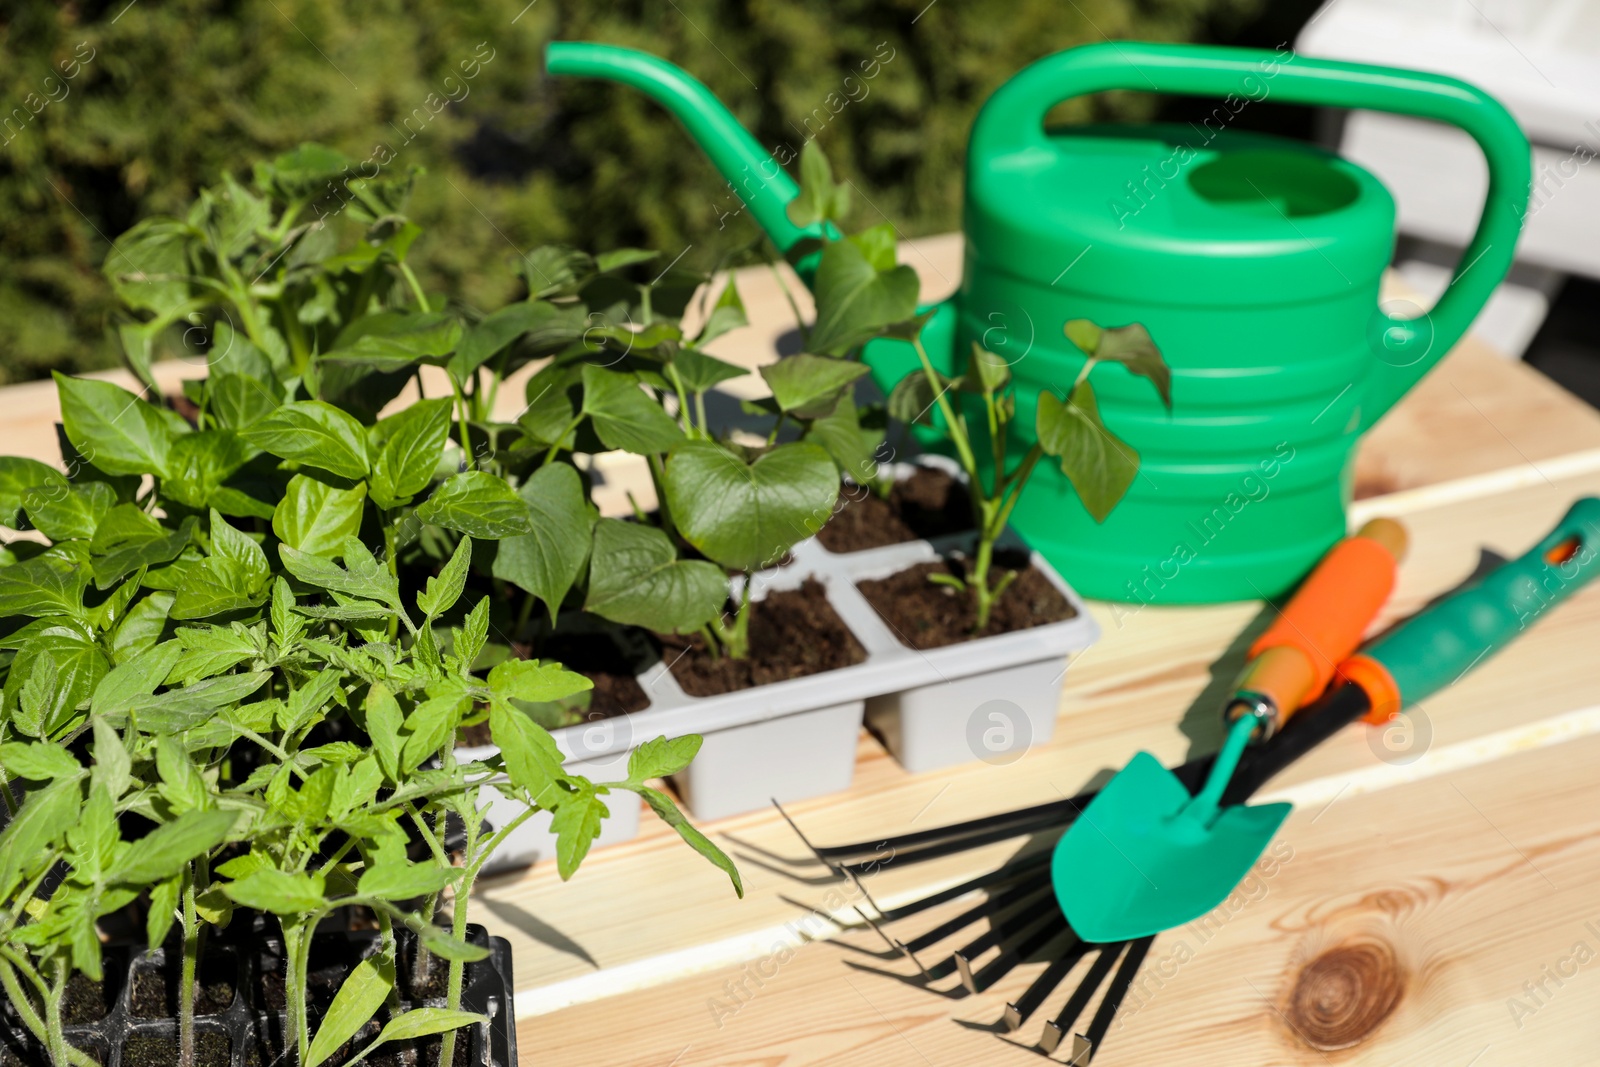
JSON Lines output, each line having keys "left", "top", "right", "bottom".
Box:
{"left": 973, "top": 42, "right": 1530, "bottom": 424}
{"left": 1339, "top": 498, "right": 1600, "bottom": 721}
{"left": 1228, "top": 518, "right": 1406, "bottom": 738}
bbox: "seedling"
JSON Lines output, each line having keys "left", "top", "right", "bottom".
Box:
{"left": 787, "top": 143, "right": 1174, "bottom": 631}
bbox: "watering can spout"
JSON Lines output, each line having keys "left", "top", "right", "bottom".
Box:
{"left": 544, "top": 42, "right": 822, "bottom": 260}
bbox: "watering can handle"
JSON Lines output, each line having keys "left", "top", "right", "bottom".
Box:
{"left": 973, "top": 41, "right": 1531, "bottom": 426}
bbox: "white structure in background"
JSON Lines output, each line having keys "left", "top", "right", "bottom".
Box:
{"left": 1298, "top": 0, "right": 1600, "bottom": 358}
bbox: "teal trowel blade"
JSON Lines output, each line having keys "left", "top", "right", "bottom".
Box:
{"left": 1051, "top": 751, "right": 1291, "bottom": 942}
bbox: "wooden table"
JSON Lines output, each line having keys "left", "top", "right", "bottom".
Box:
{"left": 8, "top": 236, "right": 1600, "bottom": 1065}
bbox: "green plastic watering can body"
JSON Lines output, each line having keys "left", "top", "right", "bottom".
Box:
{"left": 545, "top": 41, "right": 1530, "bottom": 604}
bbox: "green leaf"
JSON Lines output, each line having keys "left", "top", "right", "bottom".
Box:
{"left": 91, "top": 718, "right": 132, "bottom": 798}
{"left": 488, "top": 700, "right": 566, "bottom": 804}
{"left": 632, "top": 784, "right": 743, "bottom": 898}
{"left": 365, "top": 1008, "right": 486, "bottom": 1053}
{"left": 123, "top": 672, "right": 270, "bottom": 733}
{"left": 626, "top": 734, "right": 701, "bottom": 783}
{"left": 146, "top": 875, "right": 181, "bottom": 949}
{"left": 0, "top": 550, "right": 90, "bottom": 618}
{"left": 580, "top": 365, "right": 684, "bottom": 455}
{"left": 584, "top": 519, "right": 726, "bottom": 633}
{"left": 417, "top": 535, "right": 472, "bottom": 618}
{"left": 368, "top": 398, "right": 452, "bottom": 509}
{"left": 785, "top": 140, "right": 851, "bottom": 229}
{"left": 488, "top": 659, "right": 591, "bottom": 704}
{"left": 807, "top": 229, "right": 920, "bottom": 355}
{"left": 415, "top": 472, "right": 531, "bottom": 538}
{"left": 804, "top": 392, "right": 882, "bottom": 483}
{"left": 1036, "top": 382, "right": 1140, "bottom": 523}
{"left": 490, "top": 464, "right": 592, "bottom": 624}
{"left": 241, "top": 401, "right": 370, "bottom": 479}
{"left": 400, "top": 688, "right": 468, "bottom": 774}
{"left": 3, "top": 633, "right": 109, "bottom": 738}
{"left": 0, "top": 741, "right": 82, "bottom": 781}
{"left": 670, "top": 347, "right": 746, "bottom": 393}
{"left": 364, "top": 684, "right": 404, "bottom": 782}
{"left": 21, "top": 481, "right": 114, "bottom": 541}
{"left": 103, "top": 217, "right": 196, "bottom": 316}
{"left": 331, "top": 310, "right": 462, "bottom": 363}
{"left": 0, "top": 779, "right": 80, "bottom": 899}
{"left": 164, "top": 430, "right": 256, "bottom": 510}
{"left": 695, "top": 277, "right": 749, "bottom": 348}
{"left": 279, "top": 542, "right": 399, "bottom": 607}
{"left": 111, "top": 591, "right": 175, "bottom": 661}
{"left": 108, "top": 808, "right": 237, "bottom": 885}
{"left": 221, "top": 868, "right": 326, "bottom": 915}
{"left": 91, "top": 508, "right": 194, "bottom": 590}
{"left": 170, "top": 624, "right": 260, "bottom": 684}
{"left": 94, "top": 640, "right": 185, "bottom": 717}
{"left": 171, "top": 511, "right": 270, "bottom": 618}
{"left": 664, "top": 441, "right": 838, "bottom": 572}
{"left": 273, "top": 475, "right": 368, "bottom": 558}
{"left": 964, "top": 341, "right": 1012, "bottom": 394}
{"left": 550, "top": 789, "right": 608, "bottom": 880}
{"left": 449, "top": 301, "right": 581, "bottom": 382}
{"left": 306, "top": 956, "right": 394, "bottom": 1067}
{"left": 0, "top": 457, "right": 68, "bottom": 528}
{"left": 517, "top": 363, "right": 580, "bottom": 447}
{"left": 54, "top": 372, "right": 176, "bottom": 478}
{"left": 357, "top": 862, "right": 457, "bottom": 901}
{"left": 887, "top": 367, "right": 951, "bottom": 428}
{"left": 760, "top": 354, "right": 869, "bottom": 418}
{"left": 206, "top": 373, "right": 283, "bottom": 430}
{"left": 1063, "top": 319, "right": 1103, "bottom": 357}
{"left": 1073, "top": 321, "right": 1172, "bottom": 409}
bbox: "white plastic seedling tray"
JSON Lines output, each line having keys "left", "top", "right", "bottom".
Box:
{"left": 464, "top": 461, "right": 1100, "bottom": 871}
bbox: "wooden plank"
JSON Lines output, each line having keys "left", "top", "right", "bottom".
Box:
{"left": 523, "top": 728, "right": 1600, "bottom": 1065}
{"left": 472, "top": 467, "right": 1600, "bottom": 1002}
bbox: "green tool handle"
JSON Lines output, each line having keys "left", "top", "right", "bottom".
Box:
{"left": 971, "top": 41, "right": 1531, "bottom": 426}
{"left": 1356, "top": 498, "right": 1600, "bottom": 708}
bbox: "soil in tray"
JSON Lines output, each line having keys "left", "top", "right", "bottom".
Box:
{"left": 659, "top": 578, "right": 866, "bottom": 697}
{"left": 817, "top": 465, "right": 974, "bottom": 553}
{"left": 123, "top": 1033, "right": 231, "bottom": 1067}
{"left": 131, "top": 956, "right": 236, "bottom": 1018}
{"left": 857, "top": 550, "right": 1075, "bottom": 650}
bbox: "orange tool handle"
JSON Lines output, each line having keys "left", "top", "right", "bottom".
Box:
{"left": 1231, "top": 518, "right": 1407, "bottom": 734}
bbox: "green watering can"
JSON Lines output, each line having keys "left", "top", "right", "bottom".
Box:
{"left": 545, "top": 41, "right": 1531, "bottom": 603}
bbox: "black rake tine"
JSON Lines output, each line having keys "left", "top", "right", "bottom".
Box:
{"left": 837, "top": 811, "right": 1074, "bottom": 877}
{"left": 771, "top": 799, "right": 838, "bottom": 874}
{"left": 959, "top": 907, "right": 1068, "bottom": 995}
{"left": 904, "top": 874, "right": 1052, "bottom": 954}
{"left": 1003, "top": 933, "right": 1090, "bottom": 1031}
{"left": 1070, "top": 935, "right": 1155, "bottom": 1065}
{"left": 815, "top": 798, "right": 1082, "bottom": 866}
{"left": 877, "top": 850, "right": 1052, "bottom": 925}
{"left": 1039, "top": 942, "right": 1124, "bottom": 1056}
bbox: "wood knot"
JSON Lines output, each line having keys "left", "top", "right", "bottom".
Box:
{"left": 1285, "top": 939, "right": 1404, "bottom": 1051}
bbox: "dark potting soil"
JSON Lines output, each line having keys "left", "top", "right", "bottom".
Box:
{"left": 857, "top": 550, "right": 1075, "bottom": 650}
{"left": 122, "top": 1033, "right": 230, "bottom": 1067}
{"left": 816, "top": 465, "right": 974, "bottom": 553}
{"left": 659, "top": 579, "right": 865, "bottom": 697}
{"left": 61, "top": 972, "right": 112, "bottom": 1025}
{"left": 130, "top": 959, "right": 236, "bottom": 1018}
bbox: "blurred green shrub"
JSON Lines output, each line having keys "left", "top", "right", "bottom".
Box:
{"left": 0, "top": 0, "right": 1258, "bottom": 383}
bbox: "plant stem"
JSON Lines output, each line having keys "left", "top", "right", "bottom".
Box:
{"left": 512, "top": 589, "right": 537, "bottom": 643}
{"left": 44, "top": 957, "right": 70, "bottom": 1067}
{"left": 766, "top": 261, "right": 809, "bottom": 347}
{"left": 400, "top": 263, "right": 429, "bottom": 309}
{"left": 910, "top": 336, "right": 977, "bottom": 474}
{"left": 435, "top": 810, "right": 480, "bottom": 1067}
{"left": 279, "top": 920, "right": 309, "bottom": 1067}
{"left": 449, "top": 377, "right": 473, "bottom": 469}
{"left": 178, "top": 862, "right": 203, "bottom": 1067}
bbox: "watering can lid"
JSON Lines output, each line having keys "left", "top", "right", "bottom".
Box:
{"left": 964, "top": 124, "right": 1397, "bottom": 305}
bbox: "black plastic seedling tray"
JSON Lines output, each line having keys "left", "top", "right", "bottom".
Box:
{"left": 0, "top": 924, "right": 516, "bottom": 1067}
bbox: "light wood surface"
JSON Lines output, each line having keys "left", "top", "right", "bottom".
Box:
{"left": 4, "top": 235, "right": 1600, "bottom": 1065}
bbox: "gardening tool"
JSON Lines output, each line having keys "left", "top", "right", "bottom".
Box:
{"left": 1054, "top": 517, "right": 1407, "bottom": 942}
{"left": 544, "top": 41, "right": 1532, "bottom": 603}
{"left": 781, "top": 497, "right": 1600, "bottom": 1062}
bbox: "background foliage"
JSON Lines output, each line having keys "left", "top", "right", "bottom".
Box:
{"left": 0, "top": 0, "right": 1268, "bottom": 382}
